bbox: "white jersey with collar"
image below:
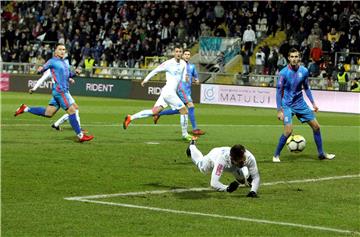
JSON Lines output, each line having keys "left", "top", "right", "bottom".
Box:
{"left": 143, "top": 58, "right": 187, "bottom": 95}
{"left": 208, "top": 147, "right": 260, "bottom": 193}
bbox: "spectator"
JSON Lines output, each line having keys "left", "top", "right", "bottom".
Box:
{"left": 310, "top": 40, "right": 323, "bottom": 63}
{"left": 255, "top": 47, "right": 265, "bottom": 74}
{"left": 242, "top": 25, "right": 256, "bottom": 53}
{"left": 308, "top": 58, "right": 320, "bottom": 77}
{"left": 268, "top": 47, "right": 278, "bottom": 75}
{"left": 217, "top": 51, "right": 225, "bottom": 73}
{"left": 241, "top": 49, "right": 251, "bottom": 75}
{"left": 277, "top": 53, "right": 287, "bottom": 72}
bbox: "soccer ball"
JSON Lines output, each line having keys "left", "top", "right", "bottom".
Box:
{"left": 286, "top": 135, "right": 306, "bottom": 153}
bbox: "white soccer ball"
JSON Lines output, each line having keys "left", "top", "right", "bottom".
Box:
{"left": 286, "top": 135, "right": 306, "bottom": 153}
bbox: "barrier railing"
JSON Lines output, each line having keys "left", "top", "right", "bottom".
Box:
{"left": 0, "top": 62, "right": 353, "bottom": 91}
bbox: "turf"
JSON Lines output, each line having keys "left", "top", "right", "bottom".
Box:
{"left": 2, "top": 92, "right": 360, "bottom": 237}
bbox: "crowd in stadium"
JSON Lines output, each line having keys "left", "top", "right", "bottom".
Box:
{"left": 2, "top": 1, "right": 360, "bottom": 79}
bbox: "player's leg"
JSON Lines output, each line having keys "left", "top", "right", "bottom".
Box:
{"left": 123, "top": 94, "right": 167, "bottom": 129}
{"left": 273, "top": 107, "right": 293, "bottom": 162}
{"left": 187, "top": 139, "right": 212, "bottom": 173}
{"left": 307, "top": 119, "right": 335, "bottom": 160}
{"left": 186, "top": 102, "right": 205, "bottom": 135}
{"left": 52, "top": 97, "right": 79, "bottom": 130}
{"left": 163, "top": 93, "right": 191, "bottom": 140}
{"left": 57, "top": 92, "right": 93, "bottom": 142}
{"left": 14, "top": 101, "right": 58, "bottom": 118}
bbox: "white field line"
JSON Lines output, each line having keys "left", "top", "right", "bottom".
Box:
{"left": 71, "top": 198, "right": 360, "bottom": 236}
{"left": 2, "top": 122, "right": 360, "bottom": 128}
{"left": 64, "top": 174, "right": 360, "bottom": 235}
{"left": 65, "top": 174, "right": 360, "bottom": 201}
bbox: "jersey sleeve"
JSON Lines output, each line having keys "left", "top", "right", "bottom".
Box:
{"left": 302, "top": 69, "right": 315, "bottom": 104}
{"left": 192, "top": 65, "right": 199, "bottom": 81}
{"left": 143, "top": 61, "right": 168, "bottom": 83}
{"left": 32, "top": 69, "right": 52, "bottom": 91}
{"left": 276, "top": 71, "right": 285, "bottom": 110}
{"left": 246, "top": 153, "right": 260, "bottom": 193}
{"left": 40, "top": 59, "right": 53, "bottom": 73}
{"left": 210, "top": 161, "right": 228, "bottom": 192}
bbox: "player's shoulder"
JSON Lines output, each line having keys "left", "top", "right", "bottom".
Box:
{"left": 299, "top": 65, "right": 309, "bottom": 73}
{"left": 279, "top": 65, "right": 289, "bottom": 75}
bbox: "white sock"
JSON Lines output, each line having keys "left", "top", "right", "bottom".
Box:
{"left": 75, "top": 110, "right": 81, "bottom": 126}
{"left": 131, "top": 109, "right": 153, "bottom": 120}
{"left": 54, "top": 114, "right": 69, "bottom": 127}
{"left": 180, "top": 114, "right": 188, "bottom": 137}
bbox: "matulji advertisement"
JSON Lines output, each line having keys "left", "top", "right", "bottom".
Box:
{"left": 201, "top": 84, "right": 276, "bottom": 108}
{"left": 201, "top": 84, "right": 360, "bottom": 114}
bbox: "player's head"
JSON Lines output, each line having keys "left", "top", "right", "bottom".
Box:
{"left": 182, "top": 49, "right": 191, "bottom": 62}
{"left": 173, "top": 44, "right": 183, "bottom": 61}
{"left": 54, "top": 43, "right": 66, "bottom": 59}
{"left": 230, "top": 144, "right": 246, "bottom": 168}
{"left": 288, "top": 48, "right": 300, "bottom": 66}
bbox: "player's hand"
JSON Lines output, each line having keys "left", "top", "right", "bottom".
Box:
{"left": 277, "top": 110, "right": 284, "bottom": 121}
{"left": 141, "top": 81, "right": 146, "bottom": 87}
{"left": 29, "top": 89, "right": 34, "bottom": 94}
{"left": 69, "top": 78, "right": 75, "bottom": 84}
{"left": 312, "top": 103, "right": 319, "bottom": 112}
{"left": 226, "top": 181, "right": 239, "bottom": 193}
{"left": 75, "top": 68, "right": 81, "bottom": 75}
{"left": 246, "top": 191, "right": 258, "bottom": 198}
{"left": 37, "top": 66, "right": 43, "bottom": 74}
{"left": 194, "top": 80, "right": 200, "bottom": 85}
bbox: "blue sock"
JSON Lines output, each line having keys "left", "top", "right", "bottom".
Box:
{"left": 28, "top": 107, "right": 46, "bottom": 117}
{"left": 313, "top": 130, "right": 324, "bottom": 155}
{"left": 274, "top": 134, "right": 289, "bottom": 157}
{"left": 68, "top": 113, "right": 81, "bottom": 135}
{"left": 188, "top": 107, "right": 197, "bottom": 130}
{"left": 159, "top": 109, "right": 180, "bottom": 116}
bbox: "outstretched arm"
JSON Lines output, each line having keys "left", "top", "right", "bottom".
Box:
{"left": 141, "top": 62, "right": 168, "bottom": 87}
{"left": 30, "top": 69, "right": 52, "bottom": 93}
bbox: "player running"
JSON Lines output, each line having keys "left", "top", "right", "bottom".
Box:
{"left": 14, "top": 43, "right": 94, "bottom": 142}
{"left": 123, "top": 46, "right": 192, "bottom": 140}
{"left": 187, "top": 138, "right": 260, "bottom": 197}
{"left": 153, "top": 49, "right": 205, "bottom": 136}
{"left": 273, "top": 48, "right": 334, "bottom": 162}
{"left": 28, "top": 69, "right": 83, "bottom": 131}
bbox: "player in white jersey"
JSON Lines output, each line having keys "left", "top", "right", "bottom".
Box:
{"left": 187, "top": 139, "right": 260, "bottom": 197}
{"left": 123, "top": 46, "right": 192, "bottom": 140}
{"left": 29, "top": 69, "right": 81, "bottom": 130}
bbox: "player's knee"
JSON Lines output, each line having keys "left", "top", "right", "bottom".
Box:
{"left": 312, "top": 124, "right": 320, "bottom": 131}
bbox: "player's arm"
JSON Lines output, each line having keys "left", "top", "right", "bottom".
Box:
{"left": 276, "top": 73, "right": 285, "bottom": 120}
{"left": 30, "top": 69, "right": 52, "bottom": 94}
{"left": 192, "top": 66, "right": 200, "bottom": 85}
{"left": 210, "top": 163, "right": 229, "bottom": 192}
{"left": 37, "top": 59, "right": 52, "bottom": 74}
{"left": 303, "top": 72, "right": 318, "bottom": 112}
{"left": 246, "top": 155, "right": 260, "bottom": 197}
{"left": 141, "top": 61, "right": 168, "bottom": 87}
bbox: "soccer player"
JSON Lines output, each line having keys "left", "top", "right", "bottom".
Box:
{"left": 273, "top": 48, "right": 335, "bottom": 162}
{"left": 123, "top": 46, "right": 192, "bottom": 140}
{"left": 14, "top": 43, "right": 94, "bottom": 142}
{"left": 153, "top": 49, "right": 205, "bottom": 136}
{"left": 28, "top": 69, "right": 82, "bottom": 131}
{"left": 187, "top": 139, "right": 260, "bottom": 197}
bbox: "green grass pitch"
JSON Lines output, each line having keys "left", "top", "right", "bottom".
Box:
{"left": 2, "top": 92, "right": 360, "bottom": 236}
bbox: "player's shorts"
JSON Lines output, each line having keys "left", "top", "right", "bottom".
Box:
{"left": 177, "top": 88, "right": 193, "bottom": 104}
{"left": 154, "top": 92, "right": 185, "bottom": 110}
{"left": 48, "top": 91, "right": 75, "bottom": 110}
{"left": 283, "top": 105, "right": 315, "bottom": 125}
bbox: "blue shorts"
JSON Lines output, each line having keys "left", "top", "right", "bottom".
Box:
{"left": 177, "top": 88, "right": 192, "bottom": 104}
{"left": 283, "top": 105, "right": 315, "bottom": 125}
{"left": 48, "top": 91, "right": 74, "bottom": 111}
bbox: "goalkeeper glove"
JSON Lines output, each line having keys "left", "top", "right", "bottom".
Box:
{"left": 246, "top": 191, "right": 258, "bottom": 198}
{"left": 226, "top": 181, "right": 239, "bottom": 193}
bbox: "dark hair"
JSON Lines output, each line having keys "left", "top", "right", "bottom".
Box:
{"left": 183, "top": 49, "right": 191, "bottom": 53}
{"left": 288, "top": 48, "right": 299, "bottom": 56}
{"left": 55, "top": 43, "right": 65, "bottom": 49}
{"left": 230, "top": 144, "right": 246, "bottom": 161}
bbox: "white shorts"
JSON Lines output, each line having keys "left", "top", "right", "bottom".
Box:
{"left": 154, "top": 92, "right": 185, "bottom": 110}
